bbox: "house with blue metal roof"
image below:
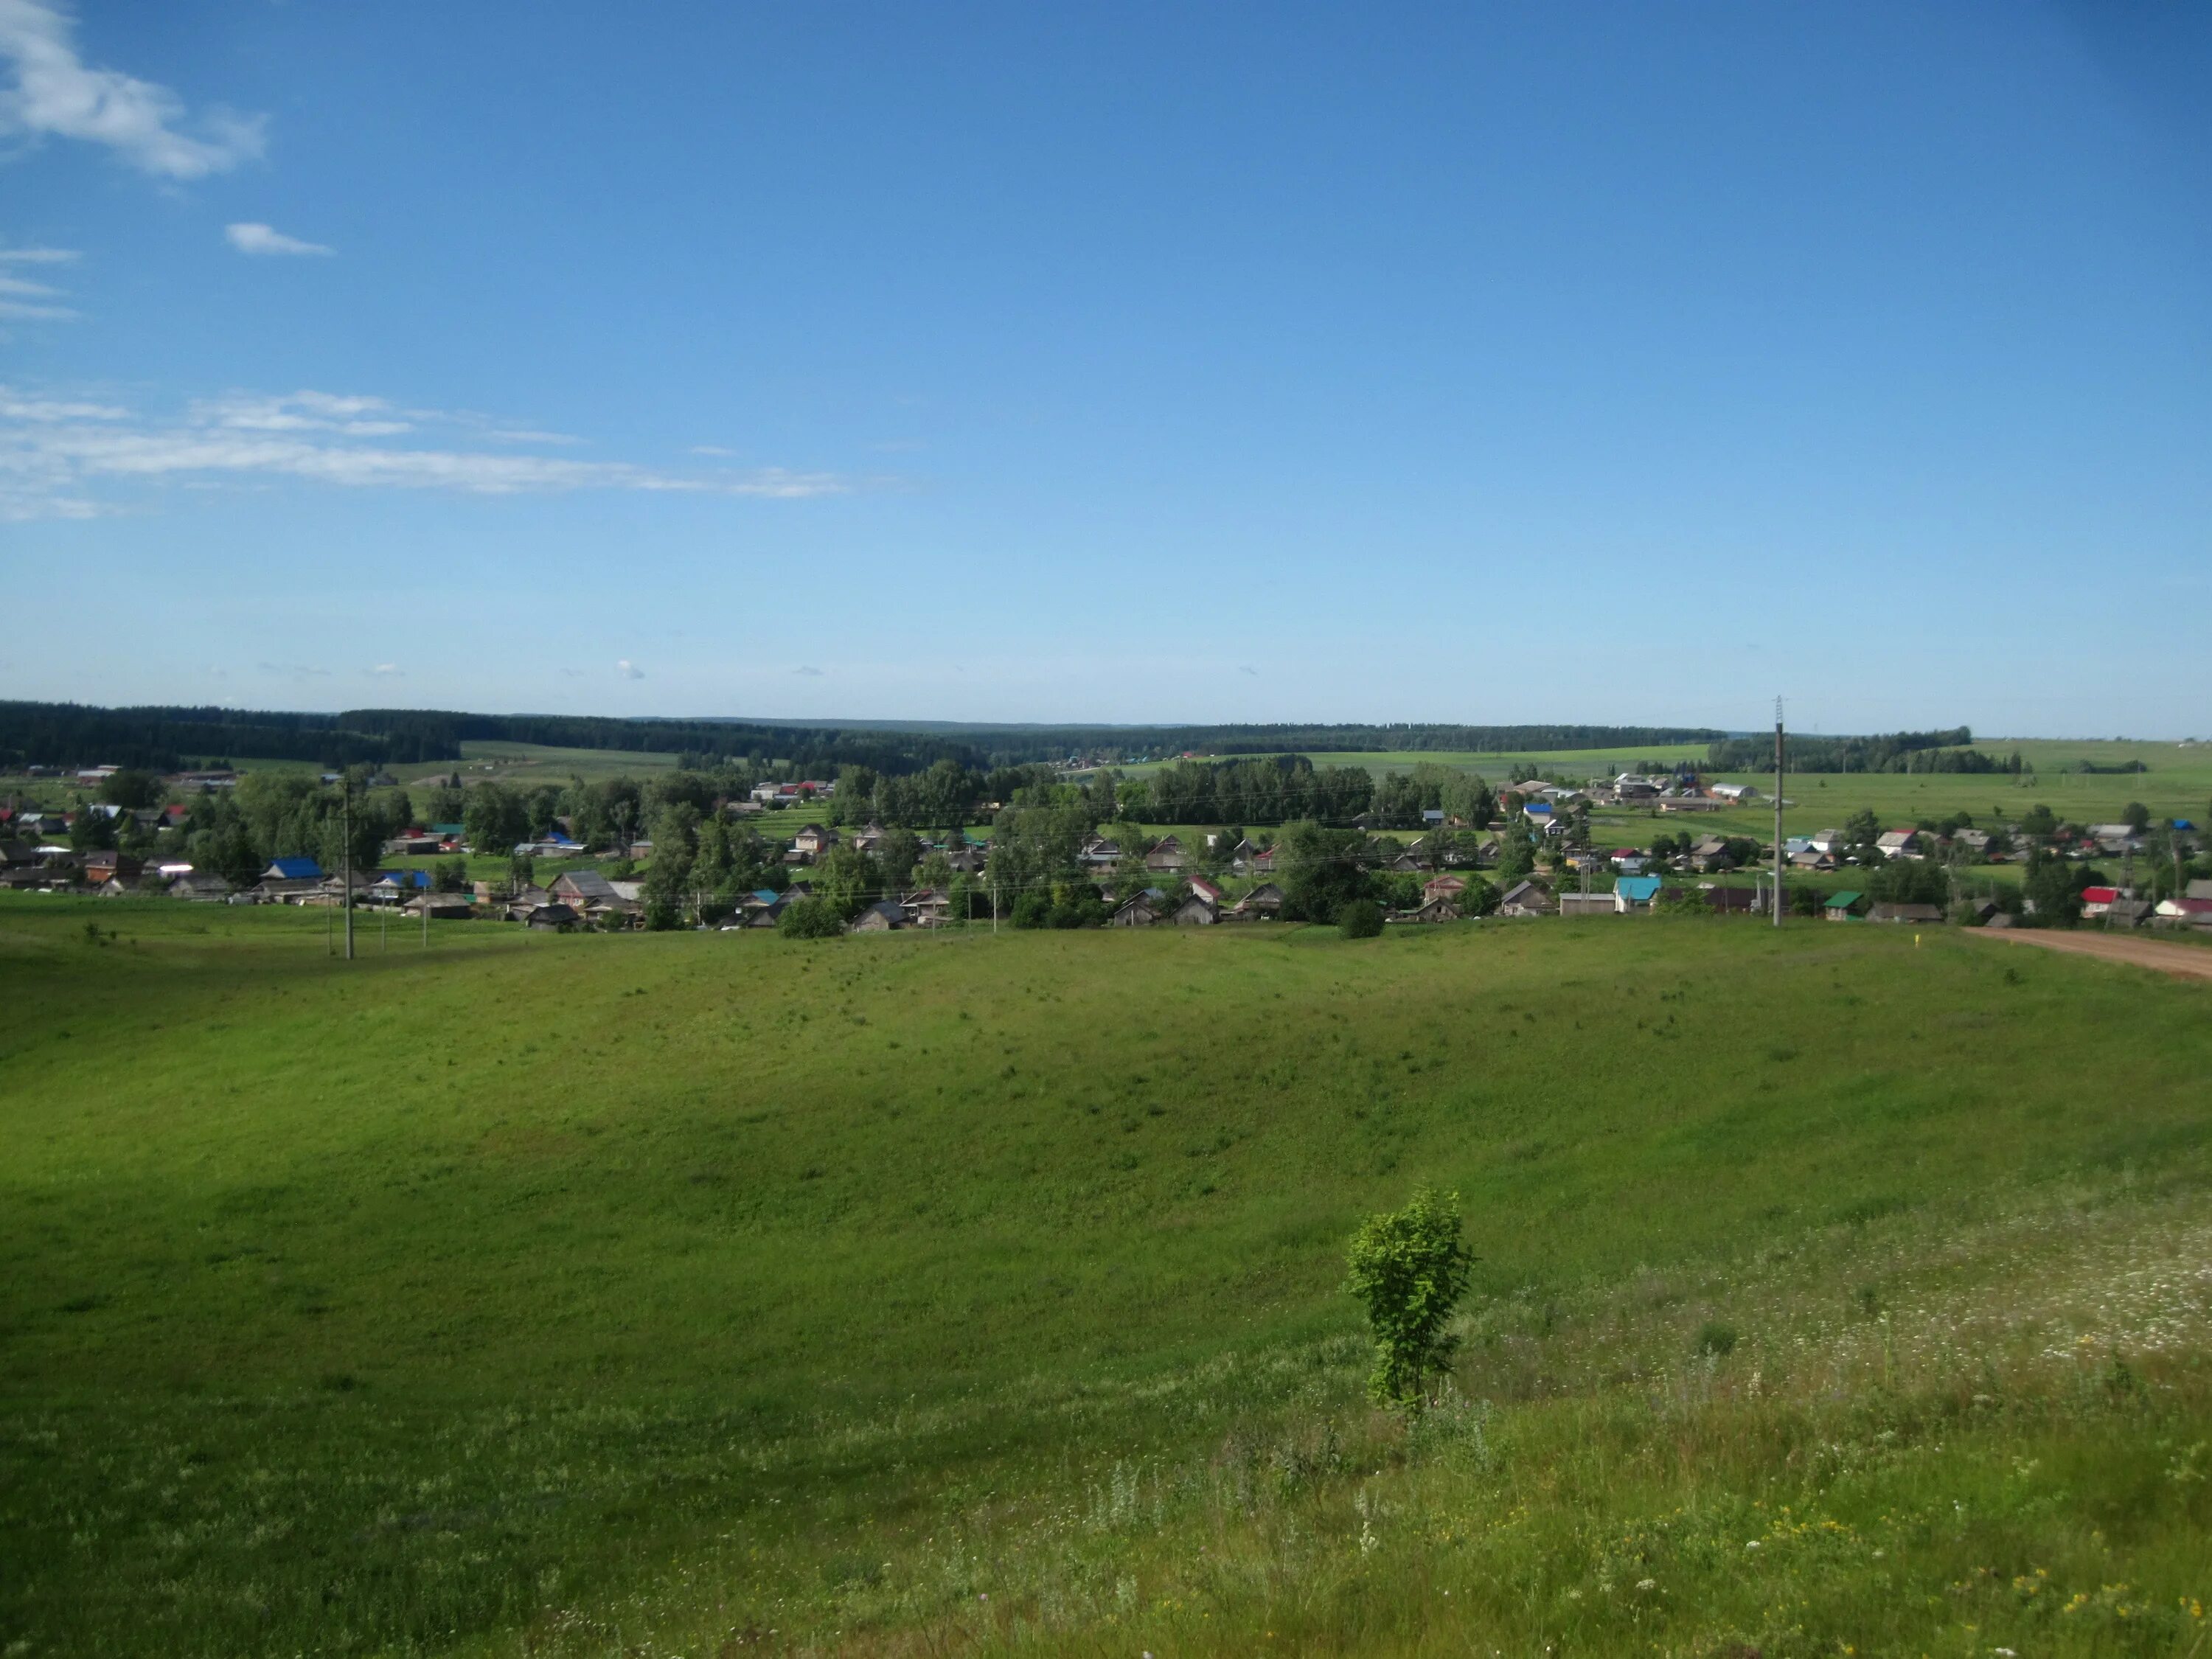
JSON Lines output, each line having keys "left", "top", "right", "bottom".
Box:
{"left": 262, "top": 856, "right": 322, "bottom": 881}
{"left": 1613, "top": 874, "right": 1663, "bottom": 912}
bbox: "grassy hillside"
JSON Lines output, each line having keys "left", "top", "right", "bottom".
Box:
{"left": 3, "top": 899, "right": 2210, "bottom": 1656}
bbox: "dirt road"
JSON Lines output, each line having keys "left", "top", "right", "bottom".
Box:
{"left": 1968, "top": 927, "right": 2212, "bottom": 982}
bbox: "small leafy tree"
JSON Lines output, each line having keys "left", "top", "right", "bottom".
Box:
{"left": 776, "top": 897, "right": 844, "bottom": 939}
{"left": 1344, "top": 1188, "right": 1473, "bottom": 1415}
{"left": 1338, "top": 897, "right": 1383, "bottom": 938}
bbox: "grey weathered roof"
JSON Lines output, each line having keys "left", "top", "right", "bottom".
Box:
{"left": 553, "top": 870, "right": 619, "bottom": 902}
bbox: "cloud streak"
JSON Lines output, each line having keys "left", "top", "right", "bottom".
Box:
{"left": 0, "top": 384, "right": 856, "bottom": 519}
{"left": 226, "top": 222, "right": 333, "bottom": 257}
{"left": 0, "top": 0, "right": 264, "bottom": 178}
{"left": 0, "top": 241, "right": 82, "bottom": 322}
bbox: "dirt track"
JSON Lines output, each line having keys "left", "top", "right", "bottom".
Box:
{"left": 1968, "top": 927, "right": 2212, "bottom": 982}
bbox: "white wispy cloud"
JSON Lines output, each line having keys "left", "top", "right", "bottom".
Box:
{"left": 0, "top": 383, "right": 855, "bottom": 520}
{"left": 192, "top": 390, "right": 411, "bottom": 436}
{"left": 0, "top": 390, "right": 123, "bottom": 420}
{"left": 688, "top": 444, "right": 737, "bottom": 457}
{"left": 617, "top": 660, "right": 644, "bottom": 680}
{"left": 366, "top": 663, "right": 403, "bottom": 678}
{"left": 0, "top": 0, "right": 265, "bottom": 178}
{"left": 0, "top": 240, "right": 81, "bottom": 321}
{"left": 226, "top": 222, "right": 333, "bottom": 257}
{"left": 487, "top": 428, "right": 581, "bottom": 445}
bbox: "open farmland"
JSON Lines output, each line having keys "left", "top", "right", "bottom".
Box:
{"left": 4, "top": 897, "right": 2212, "bottom": 1656}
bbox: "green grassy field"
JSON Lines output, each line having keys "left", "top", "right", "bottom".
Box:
{"left": 4, "top": 899, "right": 2211, "bottom": 1657}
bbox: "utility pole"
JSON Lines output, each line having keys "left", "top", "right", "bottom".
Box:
{"left": 1773, "top": 698, "right": 1785, "bottom": 928}
{"left": 341, "top": 776, "right": 355, "bottom": 961}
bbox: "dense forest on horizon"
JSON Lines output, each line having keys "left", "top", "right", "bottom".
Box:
{"left": 0, "top": 702, "right": 1731, "bottom": 774}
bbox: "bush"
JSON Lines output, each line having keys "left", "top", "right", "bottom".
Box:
{"left": 776, "top": 897, "right": 843, "bottom": 939}
{"left": 1695, "top": 1321, "right": 1738, "bottom": 1357}
{"left": 1344, "top": 1188, "right": 1473, "bottom": 1413}
{"left": 1338, "top": 898, "right": 1383, "bottom": 939}
{"left": 432, "top": 856, "right": 470, "bottom": 893}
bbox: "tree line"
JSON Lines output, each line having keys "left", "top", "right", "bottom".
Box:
{"left": 1703, "top": 726, "right": 2028, "bottom": 775}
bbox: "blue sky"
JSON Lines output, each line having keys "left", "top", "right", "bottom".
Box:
{"left": 2, "top": 2, "right": 2208, "bottom": 735}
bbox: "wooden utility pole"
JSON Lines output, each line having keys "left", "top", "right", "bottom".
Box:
{"left": 1773, "top": 699, "right": 1785, "bottom": 928}
{"left": 342, "top": 778, "right": 355, "bottom": 961}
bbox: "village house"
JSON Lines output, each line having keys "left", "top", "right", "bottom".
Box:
{"left": 1391, "top": 897, "right": 1458, "bottom": 924}
{"left": 1144, "top": 835, "right": 1187, "bottom": 874}
{"left": 1823, "top": 890, "right": 1868, "bottom": 921}
{"left": 1497, "top": 879, "right": 1552, "bottom": 917}
{"left": 1874, "top": 830, "right": 1921, "bottom": 858}
{"left": 1234, "top": 882, "right": 1284, "bottom": 917}
{"left": 1558, "top": 890, "right": 1617, "bottom": 917}
{"left": 524, "top": 901, "right": 577, "bottom": 930}
{"left": 168, "top": 871, "right": 234, "bottom": 901}
{"left": 791, "top": 824, "right": 838, "bottom": 858}
{"left": 81, "top": 850, "right": 143, "bottom": 888}
{"left": 902, "top": 888, "right": 953, "bottom": 927}
{"left": 1612, "top": 875, "right": 1663, "bottom": 914}
{"left": 1111, "top": 896, "right": 1161, "bottom": 926}
{"left": 552, "top": 870, "right": 620, "bottom": 910}
{"left": 1170, "top": 893, "right": 1217, "bottom": 925}
{"left": 849, "top": 900, "right": 908, "bottom": 931}
{"left": 1422, "top": 874, "right": 1467, "bottom": 905}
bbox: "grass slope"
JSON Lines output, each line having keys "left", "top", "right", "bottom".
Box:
{"left": 3, "top": 900, "right": 2210, "bottom": 1655}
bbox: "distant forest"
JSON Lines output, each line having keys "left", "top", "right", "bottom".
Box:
{"left": 0, "top": 703, "right": 1729, "bottom": 776}
{"left": 1704, "top": 727, "right": 2025, "bottom": 776}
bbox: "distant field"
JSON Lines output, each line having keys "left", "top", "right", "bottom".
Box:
{"left": 440, "top": 740, "right": 684, "bottom": 786}
{"left": 4, "top": 897, "right": 2211, "bottom": 1657}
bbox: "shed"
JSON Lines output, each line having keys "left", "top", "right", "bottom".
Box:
{"left": 1867, "top": 902, "right": 1943, "bottom": 924}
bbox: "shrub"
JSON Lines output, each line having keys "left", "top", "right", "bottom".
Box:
{"left": 1695, "top": 1321, "right": 1738, "bottom": 1357}
{"left": 776, "top": 897, "right": 843, "bottom": 939}
{"left": 1338, "top": 898, "right": 1383, "bottom": 939}
{"left": 1344, "top": 1188, "right": 1473, "bottom": 1414}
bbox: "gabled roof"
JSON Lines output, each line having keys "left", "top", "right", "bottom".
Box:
{"left": 2081, "top": 886, "right": 2120, "bottom": 904}
{"left": 1614, "top": 876, "right": 1663, "bottom": 902}
{"left": 552, "top": 870, "right": 619, "bottom": 901}
{"left": 265, "top": 856, "right": 322, "bottom": 880}
{"left": 1823, "top": 890, "right": 1864, "bottom": 908}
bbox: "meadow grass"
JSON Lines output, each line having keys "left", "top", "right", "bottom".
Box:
{"left": 2, "top": 898, "right": 2209, "bottom": 1655}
